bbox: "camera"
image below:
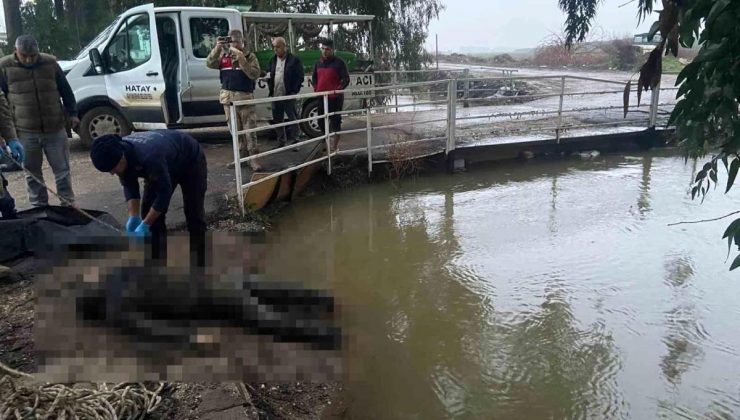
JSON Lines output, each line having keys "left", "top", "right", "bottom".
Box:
{"left": 217, "top": 36, "right": 232, "bottom": 44}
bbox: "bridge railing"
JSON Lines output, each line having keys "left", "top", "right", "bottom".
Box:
{"left": 228, "top": 71, "right": 677, "bottom": 213}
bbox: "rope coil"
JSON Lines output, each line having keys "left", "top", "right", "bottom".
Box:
{"left": 0, "top": 362, "right": 164, "bottom": 419}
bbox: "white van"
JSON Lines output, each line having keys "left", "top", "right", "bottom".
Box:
{"left": 59, "top": 4, "right": 376, "bottom": 146}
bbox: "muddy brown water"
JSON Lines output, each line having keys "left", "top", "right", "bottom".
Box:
{"left": 261, "top": 149, "right": 740, "bottom": 419}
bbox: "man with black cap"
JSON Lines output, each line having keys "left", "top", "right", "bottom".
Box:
{"left": 312, "top": 39, "right": 349, "bottom": 151}
{"left": 89, "top": 130, "right": 207, "bottom": 264}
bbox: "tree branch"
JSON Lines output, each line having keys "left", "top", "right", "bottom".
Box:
{"left": 667, "top": 210, "right": 740, "bottom": 227}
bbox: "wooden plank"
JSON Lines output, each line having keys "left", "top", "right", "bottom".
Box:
{"left": 291, "top": 163, "right": 322, "bottom": 200}
{"left": 244, "top": 172, "right": 279, "bottom": 211}
{"left": 275, "top": 173, "right": 294, "bottom": 201}
{"left": 291, "top": 141, "right": 326, "bottom": 200}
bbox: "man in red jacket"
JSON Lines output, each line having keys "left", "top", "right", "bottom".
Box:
{"left": 311, "top": 39, "right": 349, "bottom": 151}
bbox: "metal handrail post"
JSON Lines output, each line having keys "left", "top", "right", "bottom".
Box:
{"left": 649, "top": 86, "right": 660, "bottom": 128}
{"left": 556, "top": 76, "right": 565, "bottom": 143}
{"left": 463, "top": 68, "right": 470, "bottom": 108}
{"left": 446, "top": 79, "right": 457, "bottom": 154}
{"left": 230, "top": 104, "right": 245, "bottom": 215}
{"left": 323, "top": 94, "right": 332, "bottom": 175}
{"left": 287, "top": 19, "right": 295, "bottom": 53}
{"left": 366, "top": 108, "right": 373, "bottom": 174}
{"left": 392, "top": 72, "right": 399, "bottom": 113}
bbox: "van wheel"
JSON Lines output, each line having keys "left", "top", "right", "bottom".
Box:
{"left": 79, "top": 106, "right": 132, "bottom": 148}
{"left": 300, "top": 99, "right": 323, "bottom": 139}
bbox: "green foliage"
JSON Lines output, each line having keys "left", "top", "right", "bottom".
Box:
{"left": 558, "top": 0, "right": 602, "bottom": 46}
{"left": 563, "top": 0, "right": 740, "bottom": 270}
{"left": 661, "top": 55, "right": 686, "bottom": 73}
{"left": 19, "top": 0, "right": 77, "bottom": 59}
{"left": 14, "top": 0, "right": 441, "bottom": 68}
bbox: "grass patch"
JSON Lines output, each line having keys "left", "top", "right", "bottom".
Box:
{"left": 662, "top": 55, "right": 687, "bottom": 73}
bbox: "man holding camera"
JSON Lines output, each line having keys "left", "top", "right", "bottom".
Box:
{"left": 206, "top": 30, "right": 262, "bottom": 171}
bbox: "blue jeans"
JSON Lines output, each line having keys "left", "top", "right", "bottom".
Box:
{"left": 19, "top": 129, "right": 75, "bottom": 207}
{"left": 0, "top": 172, "right": 16, "bottom": 219}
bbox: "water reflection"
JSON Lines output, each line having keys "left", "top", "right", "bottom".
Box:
{"left": 549, "top": 176, "right": 559, "bottom": 234}
{"left": 268, "top": 151, "right": 740, "bottom": 419}
{"left": 479, "top": 285, "right": 624, "bottom": 419}
{"left": 322, "top": 185, "right": 625, "bottom": 419}
{"left": 637, "top": 156, "right": 652, "bottom": 217}
{"left": 660, "top": 255, "right": 703, "bottom": 387}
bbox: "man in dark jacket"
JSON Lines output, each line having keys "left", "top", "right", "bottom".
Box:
{"left": 311, "top": 39, "right": 350, "bottom": 151}
{"left": 89, "top": 130, "right": 207, "bottom": 266}
{"left": 267, "top": 37, "right": 304, "bottom": 147}
{"left": 0, "top": 35, "right": 78, "bottom": 207}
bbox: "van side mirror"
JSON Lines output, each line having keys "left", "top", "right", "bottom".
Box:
{"left": 89, "top": 48, "right": 104, "bottom": 75}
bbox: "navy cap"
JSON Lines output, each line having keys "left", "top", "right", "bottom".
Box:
{"left": 90, "top": 134, "right": 124, "bottom": 172}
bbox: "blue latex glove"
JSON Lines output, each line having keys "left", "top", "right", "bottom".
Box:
{"left": 131, "top": 221, "right": 150, "bottom": 237}
{"left": 125, "top": 216, "right": 142, "bottom": 233}
{"left": 7, "top": 139, "right": 24, "bottom": 164}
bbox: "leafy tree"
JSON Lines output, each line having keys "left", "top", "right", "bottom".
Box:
{"left": 2, "top": 0, "right": 23, "bottom": 48}
{"left": 560, "top": 0, "right": 740, "bottom": 269}
{"left": 20, "top": 0, "right": 77, "bottom": 58}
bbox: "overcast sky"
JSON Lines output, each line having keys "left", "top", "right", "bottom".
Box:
{"left": 0, "top": 0, "right": 654, "bottom": 49}
{"left": 426, "top": 0, "right": 655, "bottom": 52}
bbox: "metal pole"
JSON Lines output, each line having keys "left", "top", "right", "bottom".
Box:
{"left": 447, "top": 79, "right": 457, "bottom": 154}
{"left": 556, "top": 76, "right": 565, "bottom": 143}
{"left": 323, "top": 94, "right": 332, "bottom": 175}
{"left": 253, "top": 24, "right": 258, "bottom": 52}
{"left": 329, "top": 20, "right": 334, "bottom": 41}
{"left": 288, "top": 19, "right": 295, "bottom": 53}
{"left": 649, "top": 86, "right": 660, "bottom": 128}
{"left": 366, "top": 108, "right": 373, "bottom": 174}
{"left": 436, "top": 34, "right": 439, "bottom": 70}
{"left": 368, "top": 191, "right": 374, "bottom": 252}
{"left": 230, "top": 104, "right": 245, "bottom": 215}
{"left": 463, "top": 68, "right": 470, "bottom": 108}
{"left": 392, "top": 72, "right": 399, "bottom": 113}
{"left": 368, "top": 21, "right": 375, "bottom": 66}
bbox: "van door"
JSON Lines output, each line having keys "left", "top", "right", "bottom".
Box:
{"left": 102, "top": 4, "right": 167, "bottom": 130}
{"left": 156, "top": 13, "right": 184, "bottom": 124}
{"left": 180, "top": 10, "right": 236, "bottom": 124}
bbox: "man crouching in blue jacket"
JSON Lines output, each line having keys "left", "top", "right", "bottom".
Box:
{"left": 89, "top": 130, "right": 207, "bottom": 266}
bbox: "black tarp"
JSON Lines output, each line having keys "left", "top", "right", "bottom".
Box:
{"left": 0, "top": 206, "right": 121, "bottom": 263}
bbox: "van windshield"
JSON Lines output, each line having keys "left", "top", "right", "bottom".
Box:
{"left": 75, "top": 16, "right": 122, "bottom": 60}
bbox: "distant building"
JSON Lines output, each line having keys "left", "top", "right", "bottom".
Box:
{"left": 633, "top": 33, "right": 662, "bottom": 45}
{"left": 633, "top": 33, "right": 662, "bottom": 53}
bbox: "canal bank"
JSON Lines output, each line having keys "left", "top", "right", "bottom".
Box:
{"left": 236, "top": 127, "right": 675, "bottom": 215}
